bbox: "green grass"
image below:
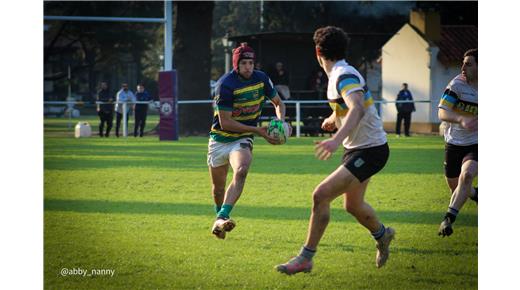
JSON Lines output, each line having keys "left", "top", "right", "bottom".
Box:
{"left": 44, "top": 114, "right": 160, "bottom": 138}
{"left": 44, "top": 118, "right": 477, "bottom": 289}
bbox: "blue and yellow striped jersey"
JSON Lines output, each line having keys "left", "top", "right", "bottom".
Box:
{"left": 439, "top": 74, "right": 478, "bottom": 117}
{"left": 326, "top": 60, "right": 386, "bottom": 149}
{"left": 329, "top": 73, "right": 374, "bottom": 117}
{"left": 210, "top": 70, "right": 277, "bottom": 143}
{"left": 438, "top": 74, "right": 478, "bottom": 146}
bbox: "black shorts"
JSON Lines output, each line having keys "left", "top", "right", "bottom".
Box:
{"left": 342, "top": 143, "right": 389, "bottom": 183}
{"left": 444, "top": 143, "right": 478, "bottom": 178}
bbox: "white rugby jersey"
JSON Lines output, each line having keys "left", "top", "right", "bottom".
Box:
{"left": 327, "top": 60, "right": 387, "bottom": 149}
{"left": 438, "top": 74, "right": 478, "bottom": 146}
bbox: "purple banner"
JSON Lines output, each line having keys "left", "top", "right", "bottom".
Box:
{"left": 158, "top": 71, "right": 178, "bottom": 141}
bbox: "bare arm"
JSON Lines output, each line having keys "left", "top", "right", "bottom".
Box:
{"left": 219, "top": 110, "right": 260, "bottom": 134}
{"left": 438, "top": 108, "right": 477, "bottom": 131}
{"left": 331, "top": 90, "right": 365, "bottom": 143}
{"left": 321, "top": 110, "right": 337, "bottom": 131}
{"left": 438, "top": 108, "right": 463, "bottom": 123}
{"left": 269, "top": 94, "right": 286, "bottom": 120}
{"left": 315, "top": 90, "right": 365, "bottom": 160}
{"left": 270, "top": 94, "right": 294, "bottom": 137}
{"left": 218, "top": 110, "right": 279, "bottom": 144}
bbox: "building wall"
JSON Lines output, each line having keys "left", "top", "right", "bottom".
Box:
{"left": 366, "top": 60, "right": 382, "bottom": 99}
{"left": 430, "top": 53, "right": 460, "bottom": 123}
{"left": 381, "top": 24, "right": 432, "bottom": 133}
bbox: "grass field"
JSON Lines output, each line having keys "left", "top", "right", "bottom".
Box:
{"left": 44, "top": 117, "right": 477, "bottom": 289}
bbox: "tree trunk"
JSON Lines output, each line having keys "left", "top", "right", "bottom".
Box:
{"left": 174, "top": 1, "right": 214, "bottom": 136}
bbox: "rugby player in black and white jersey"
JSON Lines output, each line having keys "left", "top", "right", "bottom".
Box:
{"left": 437, "top": 48, "right": 478, "bottom": 237}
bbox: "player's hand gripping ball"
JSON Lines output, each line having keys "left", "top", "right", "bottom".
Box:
{"left": 267, "top": 119, "right": 290, "bottom": 145}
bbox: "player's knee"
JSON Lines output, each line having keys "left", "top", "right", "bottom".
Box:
{"left": 312, "top": 185, "right": 329, "bottom": 205}
{"left": 212, "top": 186, "right": 225, "bottom": 197}
{"left": 233, "top": 166, "right": 249, "bottom": 180}
{"left": 459, "top": 170, "right": 475, "bottom": 185}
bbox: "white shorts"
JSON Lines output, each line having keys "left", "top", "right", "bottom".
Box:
{"left": 207, "top": 138, "right": 253, "bottom": 168}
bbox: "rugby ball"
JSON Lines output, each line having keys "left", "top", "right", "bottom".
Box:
{"left": 267, "top": 119, "right": 290, "bottom": 144}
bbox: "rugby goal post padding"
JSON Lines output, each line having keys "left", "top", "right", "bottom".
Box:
{"left": 158, "top": 70, "right": 179, "bottom": 141}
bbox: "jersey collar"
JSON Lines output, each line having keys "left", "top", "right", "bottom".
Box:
{"left": 332, "top": 59, "right": 348, "bottom": 73}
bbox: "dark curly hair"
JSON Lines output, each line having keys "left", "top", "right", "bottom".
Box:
{"left": 463, "top": 48, "right": 477, "bottom": 64}
{"left": 313, "top": 26, "right": 349, "bottom": 61}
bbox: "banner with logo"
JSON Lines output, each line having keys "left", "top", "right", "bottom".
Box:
{"left": 158, "top": 70, "right": 178, "bottom": 141}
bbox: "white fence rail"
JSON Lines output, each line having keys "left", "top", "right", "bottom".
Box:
{"left": 44, "top": 99, "right": 430, "bottom": 138}
{"left": 44, "top": 101, "right": 153, "bottom": 136}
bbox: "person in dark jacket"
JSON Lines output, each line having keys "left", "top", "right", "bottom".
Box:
{"left": 133, "top": 84, "right": 152, "bottom": 137}
{"left": 269, "top": 62, "right": 291, "bottom": 100}
{"left": 395, "top": 83, "right": 415, "bottom": 137}
{"left": 96, "top": 82, "right": 114, "bottom": 137}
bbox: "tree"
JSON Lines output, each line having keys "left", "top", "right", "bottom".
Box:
{"left": 44, "top": 2, "right": 163, "bottom": 100}
{"left": 174, "top": 1, "right": 215, "bottom": 135}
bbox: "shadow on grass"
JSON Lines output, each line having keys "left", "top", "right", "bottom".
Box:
{"left": 44, "top": 132, "right": 446, "bottom": 174}
{"left": 44, "top": 198, "right": 477, "bottom": 227}
{"left": 317, "top": 244, "right": 476, "bottom": 256}
{"left": 396, "top": 247, "right": 477, "bottom": 256}
{"left": 44, "top": 147, "right": 444, "bottom": 175}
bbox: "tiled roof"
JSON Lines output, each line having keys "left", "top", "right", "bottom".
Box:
{"left": 436, "top": 25, "right": 478, "bottom": 65}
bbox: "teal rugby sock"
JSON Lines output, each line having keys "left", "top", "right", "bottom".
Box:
{"left": 217, "top": 204, "right": 234, "bottom": 219}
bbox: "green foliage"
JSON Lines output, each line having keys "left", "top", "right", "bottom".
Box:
{"left": 44, "top": 2, "right": 164, "bottom": 99}
{"left": 44, "top": 130, "right": 477, "bottom": 289}
{"left": 214, "top": 1, "right": 261, "bottom": 37}
{"left": 209, "top": 1, "right": 413, "bottom": 78}
{"left": 263, "top": 1, "right": 324, "bottom": 32}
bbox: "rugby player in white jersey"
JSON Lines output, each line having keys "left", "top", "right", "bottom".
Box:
{"left": 276, "top": 26, "right": 395, "bottom": 274}
{"left": 438, "top": 48, "right": 478, "bottom": 237}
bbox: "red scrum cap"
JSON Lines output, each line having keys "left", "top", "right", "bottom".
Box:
{"left": 232, "top": 42, "right": 255, "bottom": 71}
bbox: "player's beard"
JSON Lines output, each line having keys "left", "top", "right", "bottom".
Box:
{"left": 239, "top": 71, "right": 252, "bottom": 79}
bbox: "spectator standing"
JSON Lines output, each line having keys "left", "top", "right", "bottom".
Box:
{"left": 133, "top": 84, "right": 152, "bottom": 137}
{"left": 96, "top": 81, "right": 114, "bottom": 137}
{"left": 115, "top": 83, "right": 136, "bottom": 137}
{"left": 395, "top": 83, "right": 415, "bottom": 137}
